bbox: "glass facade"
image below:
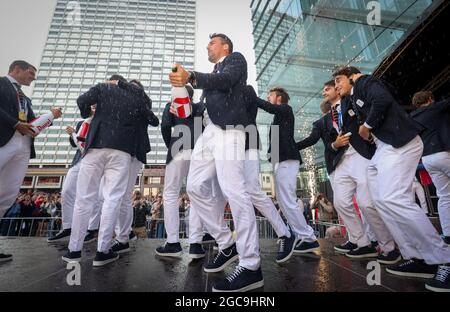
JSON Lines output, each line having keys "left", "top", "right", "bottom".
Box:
{"left": 250, "top": 0, "right": 434, "bottom": 195}
{"left": 30, "top": 0, "right": 196, "bottom": 166}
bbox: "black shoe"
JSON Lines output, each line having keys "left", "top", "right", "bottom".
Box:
{"left": 189, "top": 243, "right": 206, "bottom": 259}
{"left": 155, "top": 242, "right": 182, "bottom": 257}
{"left": 371, "top": 241, "right": 379, "bottom": 248}
{"left": 0, "top": 253, "right": 13, "bottom": 263}
{"left": 204, "top": 243, "right": 238, "bottom": 273}
{"left": 276, "top": 234, "right": 298, "bottom": 263}
{"left": 202, "top": 233, "right": 215, "bottom": 244}
{"left": 334, "top": 241, "right": 357, "bottom": 254}
{"left": 386, "top": 259, "right": 438, "bottom": 279}
{"left": 212, "top": 266, "right": 264, "bottom": 292}
{"left": 377, "top": 249, "right": 402, "bottom": 265}
{"left": 129, "top": 231, "right": 137, "bottom": 242}
{"left": 84, "top": 230, "right": 97, "bottom": 243}
{"left": 426, "top": 265, "right": 450, "bottom": 292}
{"left": 294, "top": 240, "right": 320, "bottom": 254}
{"left": 111, "top": 241, "right": 130, "bottom": 254}
{"left": 346, "top": 245, "right": 379, "bottom": 259}
{"left": 62, "top": 250, "right": 81, "bottom": 263}
{"left": 47, "top": 229, "right": 71, "bottom": 243}
{"left": 213, "top": 242, "right": 219, "bottom": 251}
{"left": 443, "top": 236, "right": 450, "bottom": 245}
{"left": 93, "top": 250, "right": 119, "bottom": 267}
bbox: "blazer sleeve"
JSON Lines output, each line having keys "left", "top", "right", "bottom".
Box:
{"left": 77, "top": 84, "right": 101, "bottom": 118}
{"left": 161, "top": 103, "right": 173, "bottom": 149}
{"left": 192, "top": 53, "right": 246, "bottom": 91}
{"left": 296, "top": 120, "right": 322, "bottom": 150}
{"left": 364, "top": 79, "right": 395, "bottom": 129}
{"left": 255, "top": 97, "right": 291, "bottom": 115}
{"left": 0, "top": 81, "right": 20, "bottom": 128}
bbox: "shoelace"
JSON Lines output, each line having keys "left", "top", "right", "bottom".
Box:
{"left": 277, "top": 238, "right": 285, "bottom": 253}
{"left": 399, "top": 259, "right": 415, "bottom": 267}
{"left": 226, "top": 266, "right": 245, "bottom": 282}
{"left": 213, "top": 247, "right": 232, "bottom": 263}
{"left": 435, "top": 266, "right": 450, "bottom": 283}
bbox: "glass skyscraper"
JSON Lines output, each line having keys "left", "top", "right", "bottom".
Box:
{"left": 250, "top": 0, "right": 434, "bottom": 197}
{"left": 25, "top": 0, "right": 196, "bottom": 194}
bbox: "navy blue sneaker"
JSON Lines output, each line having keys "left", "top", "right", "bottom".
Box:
{"left": 189, "top": 243, "right": 206, "bottom": 259}
{"left": 346, "top": 245, "right": 379, "bottom": 259}
{"left": 426, "top": 265, "right": 450, "bottom": 292}
{"left": 93, "top": 250, "right": 119, "bottom": 267}
{"left": 0, "top": 253, "right": 13, "bottom": 263}
{"left": 202, "top": 233, "right": 215, "bottom": 244}
{"left": 334, "top": 241, "right": 357, "bottom": 254}
{"left": 155, "top": 242, "right": 182, "bottom": 257}
{"left": 47, "top": 228, "right": 71, "bottom": 243}
{"left": 294, "top": 240, "right": 320, "bottom": 254}
{"left": 276, "top": 233, "right": 298, "bottom": 263}
{"left": 212, "top": 266, "right": 264, "bottom": 292}
{"left": 377, "top": 249, "right": 402, "bottom": 265}
{"left": 84, "top": 230, "right": 97, "bottom": 243}
{"left": 62, "top": 250, "right": 81, "bottom": 263}
{"left": 386, "top": 259, "right": 438, "bottom": 278}
{"left": 111, "top": 240, "right": 130, "bottom": 254}
{"left": 442, "top": 236, "right": 450, "bottom": 245}
{"left": 204, "top": 243, "right": 238, "bottom": 273}
{"left": 129, "top": 231, "right": 137, "bottom": 242}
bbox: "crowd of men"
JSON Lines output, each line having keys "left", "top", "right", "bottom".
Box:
{"left": 0, "top": 32, "right": 449, "bottom": 292}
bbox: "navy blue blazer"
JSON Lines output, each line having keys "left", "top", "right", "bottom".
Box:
{"left": 77, "top": 82, "right": 154, "bottom": 157}
{"left": 334, "top": 97, "right": 376, "bottom": 166}
{"left": 255, "top": 97, "right": 301, "bottom": 164}
{"left": 296, "top": 113, "right": 338, "bottom": 174}
{"left": 0, "top": 77, "right": 36, "bottom": 158}
{"left": 410, "top": 99, "right": 450, "bottom": 156}
{"left": 192, "top": 52, "right": 249, "bottom": 128}
{"left": 350, "top": 75, "right": 422, "bottom": 148}
{"left": 243, "top": 85, "right": 262, "bottom": 151}
{"left": 69, "top": 120, "right": 83, "bottom": 168}
{"left": 161, "top": 102, "right": 203, "bottom": 164}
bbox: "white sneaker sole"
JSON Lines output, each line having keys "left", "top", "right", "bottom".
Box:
{"left": 113, "top": 247, "right": 130, "bottom": 254}
{"left": 334, "top": 247, "right": 352, "bottom": 254}
{"left": 425, "top": 284, "right": 450, "bottom": 292}
{"left": 93, "top": 254, "right": 119, "bottom": 267}
{"left": 84, "top": 238, "right": 97, "bottom": 244}
{"left": 62, "top": 256, "right": 81, "bottom": 263}
{"left": 346, "top": 252, "right": 379, "bottom": 259}
{"left": 377, "top": 256, "right": 402, "bottom": 265}
{"left": 47, "top": 236, "right": 70, "bottom": 243}
{"left": 204, "top": 254, "right": 239, "bottom": 273}
{"left": 155, "top": 250, "right": 182, "bottom": 257}
{"left": 189, "top": 253, "right": 206, "bottom": 259}
{"left": 212, "top": 279, "right": 264, "bottom": 292}
{"left": 386, "top": 267, "right": 435, "bottom": 279}
{"left": 294, "top": 246, "right": 320, "bottom": 254}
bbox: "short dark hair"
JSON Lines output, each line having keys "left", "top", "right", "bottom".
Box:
{"left": 210, "top": 33, "right": 233, "bottom": 54}
{"left": 269, "top": 87, "right": 290, "bottom": 103}
{"left": 332, "top": 66, "right": 361, "bottom": 78}
{"left": 130, "top": 79, "right": 144, "bottom": 89}
{"left": 324, "top": 80, "right": 335, "bottom": 87}
{"left": 412, "top": 91, "right": 434, "bottom": 108}
{"left": 9, "top": 60, "right": 37, "bottom": 73}
{"left": 185, "top": 84, "right": 194, "bottom": 100}
{"left": 109, "top": 74, "right": 127, "bottom": 82}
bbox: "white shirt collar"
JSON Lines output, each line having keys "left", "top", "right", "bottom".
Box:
{"left": 350, "top": 87, "right": 354, "bottom": 96}
{"left": 216, "top": 56, "right": 227, "bottom": 64}
{"left": 6, "top": 74, "right": 20, "bottom": 87}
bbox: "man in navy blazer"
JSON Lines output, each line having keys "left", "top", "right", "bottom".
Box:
{"left": 334, "top": 66, "right": 450, "bottom": 292}
{"left": 0, "top": 60, "right": 61, "bottom": 262}
{"left": 411, "top": 91, "right": 450, "bottom": 246}
{"left": 169, "top": 33, "right": 262, "bottom": 292}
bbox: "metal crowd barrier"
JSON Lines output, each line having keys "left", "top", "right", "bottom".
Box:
{"left": 0, "top": 217, "right": 345, "bottom": 239}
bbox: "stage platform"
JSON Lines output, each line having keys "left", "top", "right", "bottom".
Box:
{"left": 0, "top": 237, "right": 428, "bottom": 292}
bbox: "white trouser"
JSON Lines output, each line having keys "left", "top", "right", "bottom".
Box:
{"left": 246, "top": 149, "right": 289, "bottom": 238}
{"left": 61, "top": 162, "right": 102, "bottom": 231}
{"left": 412, "top": 180, "right": 429, "bottom": 215}
{"left": 274, "top": 160, "right": 316, "bottom": 242}
{"left": 332, "top": 150, "right": 395, "bottom": 252}
{"left": 368, "top": 136, "right": 450, "bottom": 264}
{"left": 187, "top": 124, "right": 260, "bottom": 270}
{"left": 69, "top": 148, "right": 131, "bottom": 253}
{"left": 0, "top": 132, "right": 31, "bottom": 217}
{"left": 423, "top": 151, "right": 450, "bottom": 236}
{"left": 114, "top": 157, "right": 143, "bottom": 243}
{"left": 162, "top": 150, "right": 203, "bottom": 244}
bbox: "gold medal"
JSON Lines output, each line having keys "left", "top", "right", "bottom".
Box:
{"left": 18, "top": 111, "right": 26, "bottom": 122}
